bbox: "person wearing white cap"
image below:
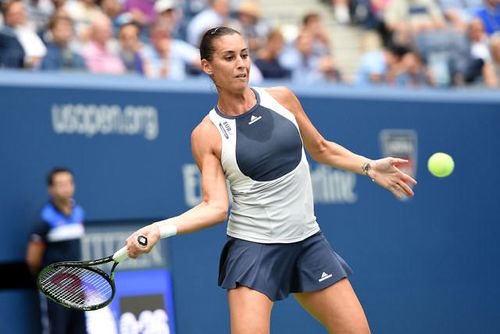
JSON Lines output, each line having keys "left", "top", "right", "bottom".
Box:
{"left": 154, "top": 0, "right": 176, "bottom": 14}
{"left": 154, "top": 0, "right": 184, "bottom": 39}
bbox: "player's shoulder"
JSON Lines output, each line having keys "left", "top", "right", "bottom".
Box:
{"left": 192, "top": 115, "right": 217, "bottom": 139}
{"left": 263, "top": 86, "right": 296, "bottom": 100}
{"left": 191, "top": 115, "right": 220, "bottom": 151}
{"left": 263, "top": 86, "right": 301, "bottom": 114}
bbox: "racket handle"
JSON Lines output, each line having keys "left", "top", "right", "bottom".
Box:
{"left": 112, "top": 236, "right": 148, "bottom": 263}
{"left": 113, "top": 246, "right": 129, "bottom": 263}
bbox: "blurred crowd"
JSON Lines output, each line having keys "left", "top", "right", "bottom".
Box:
{"left": 0, "top": 0, "right": 499, "bottom": 88}
{"left": 334, "top": 0, "right": 500, "bottom": 87}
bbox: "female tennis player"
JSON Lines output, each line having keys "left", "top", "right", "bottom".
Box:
{"left": 126, "top": 26, "right": 417, "bottom": 334}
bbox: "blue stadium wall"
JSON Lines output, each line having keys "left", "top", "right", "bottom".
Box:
{"left": 0, "top": 71, "right": 499, "bottom": 334}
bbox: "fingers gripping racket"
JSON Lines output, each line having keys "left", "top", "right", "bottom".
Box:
{"left": 37, "top": 235, "right": 148, "bottom": 311}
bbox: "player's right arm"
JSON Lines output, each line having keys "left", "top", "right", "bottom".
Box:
{"left": 126, "top": 116, "right": 229, "bottom": 258}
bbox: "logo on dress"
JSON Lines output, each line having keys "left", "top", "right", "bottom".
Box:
{"left": 318, "top": 272, "right": 333, "bottom": 282}
{"left": 218, "top": 123, "right": 229, "bottom": 139}
{"left": 248, "top": 115, "right": 262, "bottom": 125}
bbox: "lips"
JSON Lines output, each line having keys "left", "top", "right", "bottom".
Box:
{"left": 235, "top": 73, "right": 247, "bottom": 79}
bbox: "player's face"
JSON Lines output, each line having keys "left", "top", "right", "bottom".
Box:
{"left": 203, "top": 34, "right": 250, "bottom": 92}
{"left": 49, "top": 172, "right": 75, "bottom": 202}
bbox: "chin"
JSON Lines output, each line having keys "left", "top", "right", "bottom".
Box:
{"left": 231, "top": 80, "right": 249, "bottom": 91}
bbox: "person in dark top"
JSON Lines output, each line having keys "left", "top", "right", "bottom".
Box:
{"left": 0, "top": 0, "right": 26, "bottom": 68}
{"left": 254, "top": 28, "right": 291, "bottom": 80}
{"left": 41, "top": 15, "right": 86, "bottom": 71}
{"left": 25, "top": 167, "right": 87, "bottom": 334}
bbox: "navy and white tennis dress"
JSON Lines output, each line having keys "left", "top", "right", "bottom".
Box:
{"left": 211, "top": 87, "right": 352, "bottom": 301}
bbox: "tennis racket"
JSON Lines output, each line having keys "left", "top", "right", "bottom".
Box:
{"left": 37, "top": 235, "right": 148, "bottom": 311}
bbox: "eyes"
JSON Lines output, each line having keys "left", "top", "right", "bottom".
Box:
{"left": 223, "top": 52, "right": 249, "bottom": 62}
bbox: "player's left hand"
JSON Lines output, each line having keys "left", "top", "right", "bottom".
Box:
{"left": 370, "top": 157, "right": 417, "bottom": 199}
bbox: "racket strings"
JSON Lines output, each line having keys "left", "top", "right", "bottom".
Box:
{"left": 39, "top": 265, "right": 113, "bottom": 308}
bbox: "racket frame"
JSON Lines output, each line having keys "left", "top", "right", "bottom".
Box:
{"left": 37, "top": 255, "right": 119, "bottom": 311}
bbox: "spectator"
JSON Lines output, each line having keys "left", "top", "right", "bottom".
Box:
{"left": 25, "top": 167, "right": 86, "bottom": 334}
{"left": 154, "top": 0, "right": 185, "bottom": 39}
{"left": 122, "top": 0, "right": 157, "bottom": 27}
{"left": 280, "top": 31, "right": 343, "bottom": 84}
{"left": 301, "top": 12, "right": 331, "bottom": 57}
{"left": 413, "top": 21, "right": 469, "bottom": 86}
{"left": 117, "top": 21, "right": 144, "bottom": 73}
{"left": 24, "top": 0, "right": 56, "bottom": 32}
{"left": 356, "top": 43, "right": 409, "bottom": 85}
{"left": 248, "top": 58, "right": 263, "bottom": 84}
{"left": 41, "top": 14, "right": 86, "bottom": 71}
{"left": 468, "top": 18, "right": 491, "bottom": 62}
{"left": 99, "top": 0, "right": 127, "bottom": 34}
{"left": 254, "top": 28, "right": 291, "bottom": 80}
{"left": 395, "top": 50, "right": 432, "bottom": 87}
{"left": 64, "top": 0, "right": 103, "bottom": 41}
{"left": 475, "top": 0, "right": 500, "bottom": 35}
{"left": 332, "top": 0, "right": 352, "bottom": 24}
{"left": 186, "top": 0, "right": 230, "bottom": 47}
{"left": 463, "top": 18, "right": 496, "bottom": 85}
{"left": 1, "top": 0, "right": 46, "bottom": 68}
{"left": 141, "top": 17, "right": 200, "bottom": 79}
{"left": 0, "top": 0, "right": 26, "bottom": 68}
{"left": 488, "top": 32, "right": 500, "bottom": 85}
{"left": 81, "top": 13, "right": 126, "bottom": 74}
{"left": 384, "top": 0, "right": 446, "bottom": 47}
{"left": 438, "top": 0, "right": 482, "bottom": 32}
{"left": 348, "top": 0, "right": 394, "bottom": 50}
{"left": 228, "top": 0, "right": 268, "bottom": 55}
{"left": 51, "top": 0, "right": 68, "bottom": 16}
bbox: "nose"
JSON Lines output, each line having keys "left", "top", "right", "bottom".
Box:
{"left": 235, "top": 55, "right": 245, "bottom": 69}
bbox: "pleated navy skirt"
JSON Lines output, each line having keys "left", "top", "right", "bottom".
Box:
{"left": 218, "top": 231, "right": 353, "bottom": 301}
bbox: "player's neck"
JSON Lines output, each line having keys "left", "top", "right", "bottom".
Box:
{"left": 217, "top": 87, "right": 256, "bottom": 116}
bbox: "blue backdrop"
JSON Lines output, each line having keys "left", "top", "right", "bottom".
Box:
{"left": 1, "top": 71, "right": 499, "bottom": 333}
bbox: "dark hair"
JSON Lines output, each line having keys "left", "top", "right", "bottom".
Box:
{"left": 199, "top": 26, "right": 241, "bottom": 61}
{"left": 302, "top": 12, "right": 320, "bottom": 26}
{"left": 47, "top": 167, "right": 73, "bottom": 186}
{"left": 385, "top": 43, "right": 410, "bottom": 60}
{"left": 119, "top": 20, "right": 141, "bottom": 33}
{"left": 1, "top": 0, "right": 21, "bottom": 16}
{"left": 47, "top": 14, "right": 73, "bottom": 31}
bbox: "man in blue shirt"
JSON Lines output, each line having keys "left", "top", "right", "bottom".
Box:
{"left": 476, "top": 0, "right": 500, "bottom": 35}
{"left": 26, "top": 167, "right": 86, "bottom": 334}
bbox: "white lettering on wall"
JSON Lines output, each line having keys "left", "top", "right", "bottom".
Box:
{"left": 51, "top": 104, "right": 159, "bottom": 140}
{"left": 181, "top": 163, "right": 358, "bottom": 206}
{"left": 310, "top": 165, "right": 357, "bottom": 204}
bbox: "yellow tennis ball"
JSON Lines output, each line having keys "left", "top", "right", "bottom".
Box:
{"left": 428, "top": 152, "right": 454, "bottom": 177}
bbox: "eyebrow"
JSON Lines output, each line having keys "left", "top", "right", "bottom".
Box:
{"left": 220, "top": 48, "right": 248, "bottom": 54}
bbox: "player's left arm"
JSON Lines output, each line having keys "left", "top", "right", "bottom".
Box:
{"left": 266, "top": 86, "right": 417, "bottom": 199}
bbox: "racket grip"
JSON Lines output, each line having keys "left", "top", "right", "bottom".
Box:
{"left": 113, "top": 246, "right": 129, "bottom": 263}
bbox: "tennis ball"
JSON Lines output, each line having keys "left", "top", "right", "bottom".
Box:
{"left": 428, "top": 152, "right": 454, "bottom": 177}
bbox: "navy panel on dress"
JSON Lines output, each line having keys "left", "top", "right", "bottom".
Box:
{"left": 235, "top": 104, "right": 302, "bottom": 182}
